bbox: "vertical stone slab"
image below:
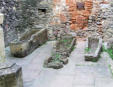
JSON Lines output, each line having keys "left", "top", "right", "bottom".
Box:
{"left": 0, "top": 13, "right": 5, "bottom": 63}
{"left": 0, "top": 13, "right": 4, "bottom": 24}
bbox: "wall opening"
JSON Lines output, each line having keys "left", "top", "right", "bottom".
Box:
{"left": 38, "top": 9, "right": 47, "bottom": 14}
{"left": 77, "top": 2, "right": 85, "bottom": 10}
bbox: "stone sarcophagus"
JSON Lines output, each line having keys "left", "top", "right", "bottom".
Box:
{"left": 44, "top": 35, "right": 76, "bottom": 69}
{"left": 0, "top": 62, "right": 23, "bottom": 87}
{"left": 85, "top": 37, "right": 102, "bottom": 62}
{"left": 10, "top": 29, "right": 48, "bottom": 58}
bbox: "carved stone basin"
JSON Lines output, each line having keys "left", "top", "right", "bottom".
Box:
{"left": 85, "top": 37, "right": 102, "bottom": 62}
{"left": 10, "top": 29, "right": 48, "bottom": 58}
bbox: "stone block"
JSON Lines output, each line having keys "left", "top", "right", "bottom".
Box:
{"left": 0, "top": 27, "right": 5, "bottom": 63}
{"left": 0, "top": 13, "right": 4, "bottom": 24}
{"left": 95, "top": 78, "right": 113, "bottom": 87}
{"left": 0, "top": 62, "right": 23, "bottom": 87}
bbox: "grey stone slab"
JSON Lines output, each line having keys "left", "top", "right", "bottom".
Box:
{"left": 56, "top": 60, "right": 76, "bottom": 75}
{"left": 72, "top": 85, "right": 94, "bottom": 87}
{"left": 33, "top": 69, "right": 74, "bottom": 87}
{"left": 75, "top": 64, "right": 112, "bottom": 78}
{"left": 73, "top": 72, "right": 94, "bottom": 85}
{"left": 95, "top": 78, "right": 113, "bottom": 87}
{"left": 49, "top": 75, "right": 74, "bottom": 87}
{"left": 32, "top": 70, "right": 59, "bottom": 87}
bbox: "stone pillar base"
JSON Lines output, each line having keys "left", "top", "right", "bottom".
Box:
{"left": 0, "top": 62, "right": 23, "bottom": 87}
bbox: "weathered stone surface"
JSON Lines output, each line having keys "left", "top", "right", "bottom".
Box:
{"left": 0, "top": 62, "right": 23, "bottom": 87}
{"left": 85, "top": 37, "right": 102, "bottom": 62}
{"left": 44, "top": 57, "right": 63, "bottom": 69}
{"left": 0, "top": 0, "right": 49, "bottom": 46}
{"left": 0, "top": 0, "right": 19, "bottom": 46}
{"left": 103, "top": 29, "right": 113, "bottom": 41}
{"left": 0, "top": 26, "right": 5, "bottom": 63}
{"left": 107, "top": 38, "right": 113, "bottom": 49}
{"left": 0, "top": 13, "right": 4, "bottom": 24}
{"left": 47, "top": 61, "right": 63, "bottom": 69}
{"left": 58, "top": 0, "right": 93, "bottom": 30}
{"left": 4, "top": 37, "right": 113, "bottom": 87}
{"left": 59, "top": 57, "right": 68, "bottom": 64}
{"left": 10, "top": 29, "right": 48, "bottom": 58}
{"left": 44, "top": 35, "right": 76, "bottom": 69}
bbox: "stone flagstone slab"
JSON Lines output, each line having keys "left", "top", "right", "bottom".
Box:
{"left": 95, "top": 78, "right": 113, "bottom": 87}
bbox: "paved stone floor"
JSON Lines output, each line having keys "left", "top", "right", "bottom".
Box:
{"left": 5, "top": 40, "right": 113, "bottom": 87}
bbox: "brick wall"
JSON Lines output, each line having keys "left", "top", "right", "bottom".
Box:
{"left": 52, "top": 0, "right": 93, "bottom": 31}
{"left": 66, "top": 0, "right": 93, "bottom": 30}
{"left": 0, "top": 0, "right": 42, "bottom": 46}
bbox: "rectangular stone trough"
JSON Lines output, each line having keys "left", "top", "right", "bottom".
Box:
{"left": 55, "top": 36, "right": 76, "bottom": 54}
{"left": 10, "top": 29, "right": 48, "bottom": 58}
{"left": 85, "top": 37, "right": 102, "bottom": 62}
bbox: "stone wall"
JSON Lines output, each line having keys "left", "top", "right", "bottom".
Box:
{"left": 0, "top": 0, "right": 46, "bottom": 46}
{"left": 51, "top": 0, "right": 93, "bottom": 31}
{"left": 66, "top": 0, "right": 93, "bottom": 30}
{"left": 0, "top": 0, "right": 19, "bottom": 46}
